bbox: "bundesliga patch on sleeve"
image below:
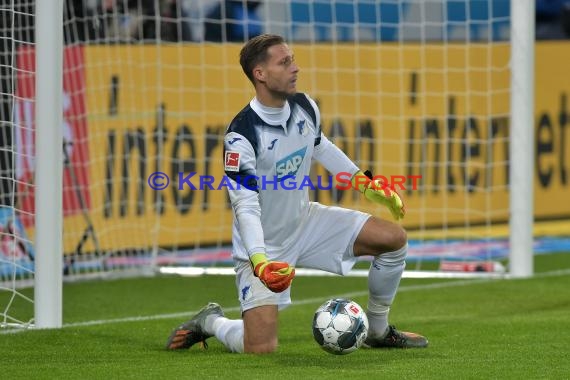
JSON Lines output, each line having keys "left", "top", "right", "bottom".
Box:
{"left": 224, "top": 151, "right": 240, "bottom": 172}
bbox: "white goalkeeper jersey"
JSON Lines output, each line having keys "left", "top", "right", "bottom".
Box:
{"left": 224, "top": 93, "right": 359, "bottom": 263}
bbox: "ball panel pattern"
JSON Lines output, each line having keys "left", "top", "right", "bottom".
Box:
{"left": 312, "top": 298, "right": 369, "bottom": 355}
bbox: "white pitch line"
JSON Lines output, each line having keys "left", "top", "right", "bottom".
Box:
{"left": 3, "top": 267, "right": 569, "bottom": 333}
{"left": 62, "top": 280, "right": 457, "bottom": 328}
{"left": 54, "top": 278, "right": 528, "bottom": 328}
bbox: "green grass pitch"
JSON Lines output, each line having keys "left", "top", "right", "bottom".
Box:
{"left": 1, "top": 253, "right": 570, "bottom": 379}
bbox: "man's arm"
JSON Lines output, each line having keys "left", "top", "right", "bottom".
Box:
{"left": 311, "top": 120, "right": 405, "bottom": 220}
{"left": 312, "top": 132, "right": 360, "bottom": 177}
{"left": 224, "top": 132, "right": 294, "bottom": 292}
{"left": 314, "top": 135, "right": 405, "bottom": 220}
{"left": 224, "top": 131, "right": 265, "bottom": 255}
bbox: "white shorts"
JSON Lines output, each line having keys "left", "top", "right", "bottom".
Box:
{"left": 234, "top": 202, "right": 370, "bottom": 313}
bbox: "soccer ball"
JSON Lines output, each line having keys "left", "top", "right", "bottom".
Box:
{"left": 312, "top": 298, "right": 369, "bottom": 355}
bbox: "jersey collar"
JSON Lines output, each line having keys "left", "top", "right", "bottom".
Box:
{"left": 250, "top": 97, "right": 291, "bottom": 131}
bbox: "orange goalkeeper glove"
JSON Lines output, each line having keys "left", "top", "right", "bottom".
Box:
{"left": 352, "top": 170, "right": 405, "bottom": 220}
{"left": 250, "top": 253, "right": 295, "bottom": 293}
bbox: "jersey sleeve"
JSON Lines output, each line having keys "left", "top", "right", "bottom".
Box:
{"left": 313, "top": 133, "right": 359, "bottom": 176}
{"left": 224, "top": 131, "right": 266, "bottom": 257}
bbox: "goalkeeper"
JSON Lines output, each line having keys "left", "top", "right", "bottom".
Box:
{"left": 166, "top": 34, "right": 428, "bottom": 353}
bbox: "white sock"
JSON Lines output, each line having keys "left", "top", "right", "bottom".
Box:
{"left": 367, "top": 244, "right": 407, "bottom": 338}
{"left": 205, "top": 316, "right": 244, "bottom": 353}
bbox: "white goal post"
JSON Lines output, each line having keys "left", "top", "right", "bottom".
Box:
{"left": 34, "top": 0, "right": 64, "bottom": 329}
{"left": 0, "top": 0, "right": 535, "bottom": 330}
{"left": 509, "top": 0, "right": 534, "bottom": 278}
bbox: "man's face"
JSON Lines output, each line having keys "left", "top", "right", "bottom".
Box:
{"left": 257, "top": 43, "right": 299, "bottom": 98}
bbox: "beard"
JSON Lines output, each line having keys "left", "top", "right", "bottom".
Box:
{"left": 269, "top": 86, "right": 297, "bottom": 101}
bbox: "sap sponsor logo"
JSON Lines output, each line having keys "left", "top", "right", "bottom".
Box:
{"left": 275, "top": 146, "right": 307, "bottom": 181}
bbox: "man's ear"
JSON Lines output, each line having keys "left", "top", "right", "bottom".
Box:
{"left": 253, "top": 65, "right": 265, "bottom": 83}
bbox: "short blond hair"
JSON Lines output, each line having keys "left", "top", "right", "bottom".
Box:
{"left": 239, "top": 34, "right": 286, "bottom": 84}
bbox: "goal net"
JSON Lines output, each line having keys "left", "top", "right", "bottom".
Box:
{"left": 1, "top": 0, "right": 533, "bottom": 328}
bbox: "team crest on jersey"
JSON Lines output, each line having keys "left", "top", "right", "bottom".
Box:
{"left": 241, "top": 285, "right": 252, "bottom": 301}
{"left": 224, "top": 151, "right": 240, "bottom": 172}
{"left": 275, "top": 146, "right": 307, "bottom": 181}
{"left": 297, "top": 120, "right": 308, "bottom": 136}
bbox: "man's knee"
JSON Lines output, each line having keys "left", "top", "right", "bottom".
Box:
{"left": 391, "top": 225, "right": 407, "bottom": 250}
{"left": 243, "top": 304, "right": 279, "bottom": 354}
{"left": 370, "top": 219, "right": 408, "bottom": 252}
{"left": 244, "top": 339, "right": 278, "bottom": 353}
{"left": 354, "top": 217, "right": 408, "bottom": 256}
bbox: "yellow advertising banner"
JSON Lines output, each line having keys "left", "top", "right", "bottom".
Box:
{"left": 60, "top": 42, "right": 570, "bottom": 253}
